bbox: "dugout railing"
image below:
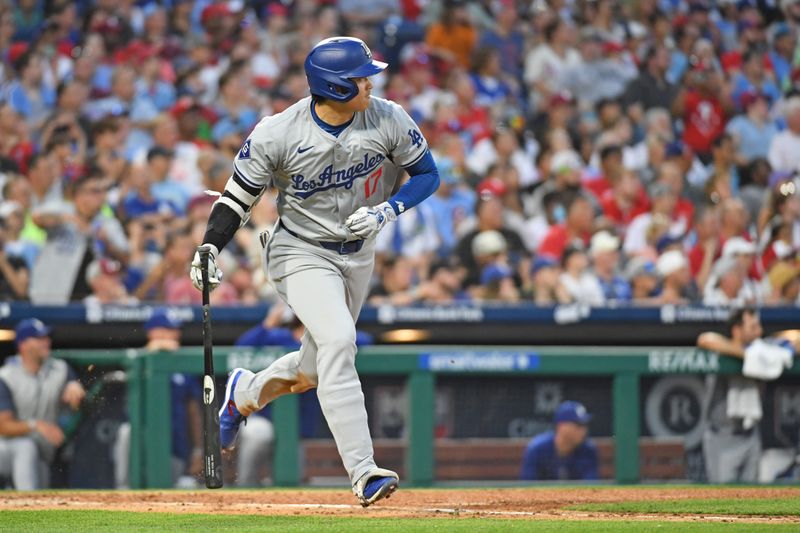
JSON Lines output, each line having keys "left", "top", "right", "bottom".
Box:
{"left": 56, "top": 346, "right": 800, "bottom": 489}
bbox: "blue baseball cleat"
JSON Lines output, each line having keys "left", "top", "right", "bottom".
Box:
{"left": 219, "top": 368, "right": 247, "bottom": 449}
{"left": 354, "top": 468, "right": 399, "bottom": 507}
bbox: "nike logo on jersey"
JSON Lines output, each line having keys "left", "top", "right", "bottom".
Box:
{"left": 297, "top": 146, "right": 314, "bottom": 154}
{"left": 292, "top": 152, "right": 385, "bottom": 199}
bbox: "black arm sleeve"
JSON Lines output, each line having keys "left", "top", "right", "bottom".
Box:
{"left": 202, "top": 202, "right": 243, "bottom": 253}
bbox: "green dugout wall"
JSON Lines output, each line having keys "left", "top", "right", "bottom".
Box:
{"left": 57, "top": 346, "right": 800, "bottom": 488}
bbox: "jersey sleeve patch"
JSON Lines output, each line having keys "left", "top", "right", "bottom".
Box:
{"left": 238, "top": 139, "right": 252, "bottom": 160}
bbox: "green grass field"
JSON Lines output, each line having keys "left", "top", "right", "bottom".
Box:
{"left": 572, "top": 497, "right": 800, "bottom": 516}
{"left": 1, "top": 511, "right": 797, "bottom": 532}
{"left": 3, "top": 487, "right": 798, "bottom": 531}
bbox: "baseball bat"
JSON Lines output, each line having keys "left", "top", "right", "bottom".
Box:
{"left": 199, "top": 245, "right": 223, "bottom": 489}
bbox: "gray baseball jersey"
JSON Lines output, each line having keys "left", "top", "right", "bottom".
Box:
{"left": 221, "top": 96, "right": 428, "bottom": 241}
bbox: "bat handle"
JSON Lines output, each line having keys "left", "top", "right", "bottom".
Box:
{"left": 197, "top": 245, "right": 211, "bottom": 305}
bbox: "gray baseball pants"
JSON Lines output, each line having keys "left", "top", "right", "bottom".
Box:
{"left": 234, "top": 225, "right": 377, "bottom": 485}
{"left": 0, "top": 436, "right": 49, "bottom": 490}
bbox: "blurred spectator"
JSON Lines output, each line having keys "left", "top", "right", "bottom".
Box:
{"left": 624, "top": 256, "right": 659, "bottom": 304}
{"left": 0, "top": 210, "right": 28, "bottom": 300}
{"left": 590, "top": 230, "right": 630, "bottom": 303}
{"left": 473, "top": 262, "right": 519, "bottom": 302}
{"left": 425, "top": 0, "right": 477, "bottom": 70}
{"left": 520, "top": 401, "right": 598, "bottom": 481}
{"left": 454, "top": 189, "right": 527, "bottom": 287}
{"left": 524, "top": 17, "right": 580, "bottom": 112}
{"left": 672, "top": 63, "right": 733, "bottom": 161}
{"left": 0, "top": 319, "right": 85, "bottom": 489}
{"left": 539, "top": 193, "right": 594, "bottom": 261}
{"left": 426, "top": 157, "right": 475, "bottom": 257}
{"left": 768, "top": 97, "right": 800, "bottom": 173}
{"left": 368, "top": 255, "right": 420, "bottom": 305}
{"left": 527, "top": 255, "right": 565, "bottom": 305}
{"left": 557, "top": 243, "right": 604, "bottom": 306}
{"left": 703, "top": 256, "right": 747, "bottom": 306}
{"left": 622, "top": 44, "right": 677, "bottom": 115}
{"left": 725, "top": 92, "right": 777, "bottom": 164}
{"left": 83, "top": 257, "right": 136, "bottom": 306}
{"left": 30, "top": 171, "right": 129, "bottom": 304}
{"left": 656, "top": 249, "right": 695, "bottom": 304}
{"left": 624, "top": 182, "right": 682, "bottom": 257}
{"left": 687, "top": 206, "right": 722, "bottom": 290}
{"left": 765, "top": 261, "right": 800, "bottom": 305}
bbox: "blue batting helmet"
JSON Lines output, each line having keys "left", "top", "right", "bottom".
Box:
{"left": 304, "top": 37, "right": 388, "bottom": 102}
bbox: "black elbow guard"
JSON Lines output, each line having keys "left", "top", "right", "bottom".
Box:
{"left": 202, "top": 202, "right": 242, "bottom": 252}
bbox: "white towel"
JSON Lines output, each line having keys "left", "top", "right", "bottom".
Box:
{"left": 726, "top": 377, "right": 762, "bottom": 430}
{"left": 743, "top": 339, "right": 794, "bottom": 381}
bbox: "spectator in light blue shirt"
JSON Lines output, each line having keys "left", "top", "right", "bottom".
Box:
{"left": 425, "top": 157, "right": 476, "bottom": 257}
{"left": 725, "top": 92, "right": 778, "bottom": 163}
{"left": 590, "top": 230, "right": 631, "bottom": 303}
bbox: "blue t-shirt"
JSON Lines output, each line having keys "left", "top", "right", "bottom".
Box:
{"left": 597, "top": 275, "right": 632, "bottom": 303}
{"left": 520, "top": 430, "right": 598, "bottom": 481}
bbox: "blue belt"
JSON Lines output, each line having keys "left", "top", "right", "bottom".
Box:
{"left": 279, "top": 220, "right": 364, "bottom": 255}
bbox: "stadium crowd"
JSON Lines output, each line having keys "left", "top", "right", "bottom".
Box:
{"left": 0, "top": 0, "right": 798, "bottom": 307}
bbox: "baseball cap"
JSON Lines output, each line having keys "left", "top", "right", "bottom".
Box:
{"left": 15, "top": 318, "right": 51, "bottom": 344}
{"left": 551, "top": 150, "right": 583, "bottom": 175}
{"left": 85, "top": 257, "right": 122, "bottom": 284}
{"left": 655, "top": 233, "right": 684, "bottom": 254}
{"left": 589, "top": 231, "right": 620, "bottom": 256}
{"left": 476, "top": 177, "right": 508, "bottom": 198}
{"left": 145, "top": 308, "right": 183, "bottom": 331}
{"left": 554, "top": 401, "right": 592, "bottom": 425}
{"left": 531, "top": 255, "right": 559, "bottom": 275}
{"left": 624, "top": 257, "right": 658, "bottom": 281}
{"left": 722, "top": 237, "right": 756, "bottom": 257}
{"left": 471, "top": 230, "right": 508, "bottom": 257}
{"left": 656, "top": 250, "right": 688, "bottom": 277}
{"left": 480, "top": 263, "right": 513, "bottom": 285}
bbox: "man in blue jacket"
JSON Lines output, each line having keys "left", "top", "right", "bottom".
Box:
{"left": 520, "top": 400, "right": 598, "bottom": 481}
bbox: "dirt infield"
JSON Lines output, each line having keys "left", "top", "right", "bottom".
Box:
{"left": 3, "top": 486, "right": 800, "bottom": 523}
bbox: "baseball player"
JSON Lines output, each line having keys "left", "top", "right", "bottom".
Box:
{"left": 190, "top": 36, "right": 439, "bottom": 506}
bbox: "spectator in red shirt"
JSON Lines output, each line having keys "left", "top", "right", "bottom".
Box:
{"left": 600, "top": 168, "right": 650, "bottom": 234}
{"left": 673, "top": 64, "right": 734, "bottom": 161}
{"left": 584, "top": 144, "right": 623, "bottom": 200}
{"left": 539, "top": 193, "right": 594, "bottom": 261}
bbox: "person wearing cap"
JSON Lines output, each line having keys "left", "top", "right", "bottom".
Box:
{"left": 702, "top": 256, "right": 747, "bottom": 306}
{"left": 528, "top": 255, "right": 565, "bottom": 305}
{"left": 721, "top": 237, "right": 762, "bottom": 302}
{"left": 520, "top": 400, "right": 598, "bottom": 481}
{"left": 655, "top": 249, "right": 697, "bottom": 304}
{"left": 0, "top": 319, "right": 85, "bottom": 489}
{"left": 590, "top": 230, "right": 631, "bottom": 302}
{"left": 623, "top": 181, "right": 683, "bottom": 257}
{"left": 83, "top": 257, "right": 136, "bottom": 306}
{"left": 454, "top": 190, "right": 528, "bottom": 288}
{"left": 624, "top": 257, "right": 660, "bottom": 303}
{"left": 767, "top": 22, "right": 795, "bottom": 89}
{"left": 474, "top": 262, "right": 519, "bottom": 302}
